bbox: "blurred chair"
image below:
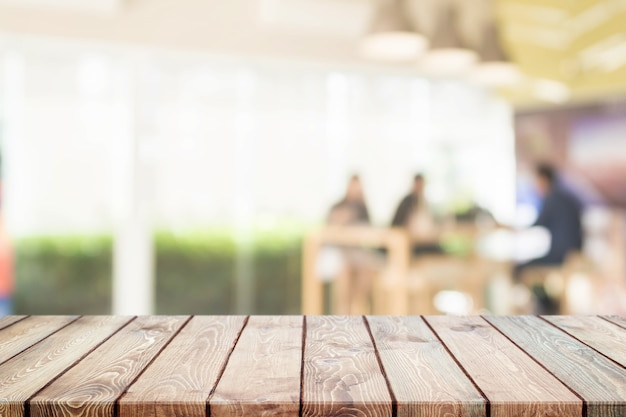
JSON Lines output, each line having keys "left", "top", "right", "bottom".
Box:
{"left": 410, "top": 253, "right": 487, "bottom": 315}
{"left": 375, "top": 223, "right": 488, "bottom": 315}
{"left": 517, "top": 251, "right": 597, "bottom": 314}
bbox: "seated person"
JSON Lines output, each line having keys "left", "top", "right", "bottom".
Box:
{"left": 327, "top": 175, "right": 370, "bottom": 226}
{"left": 514, "top": 163, "right": 584, "bottom": 313}
{"left": 324, "top": 175, "right": 378, "bottom": 314}
{"left": 391, "top": 174, "right": 442, "bottom": 255}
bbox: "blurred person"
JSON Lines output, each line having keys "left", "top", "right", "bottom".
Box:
{"left": 0, "top": 216, "right": 13, "bottom": 315}
{"left": 391, "top": 174, "right": 425, "bottom": 228}
{"left": 322, "top": 175, "right": 378, "bottom": 314}
{"left": 514, "top": 163, "right": 583, "bottom": 314}
{"left": 327, "top": 174, "right": 370, "bottom": 226}
{"left": 391, "top": 174, "right": 441, "bottom": 254}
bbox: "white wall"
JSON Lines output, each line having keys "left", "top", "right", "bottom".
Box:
{"left": 1, "top": 37, "right": 516, "bottom": 236}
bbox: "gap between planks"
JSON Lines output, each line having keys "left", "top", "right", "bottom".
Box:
{"left": 24, "top": 316, "right": 137, "bottom": 417}
{"left": 421, "top": 316, "right": 491, "bottom": 417}
{"left": 299, "top": 315, "right": 306, "bottom": 417}
{"left": 114, "top": 315, "right": 195, "bottom": 416}
{"left": 205, "top": 315, "right": 250, "bottom": 417}
{"left": 481, "top": 316, "right": 588, "bottom": 417}
{"left": 363, "top": 316, "right": 398, "bottom": 417}
{"left": 0, "top": 316, "right": 81, "bottom": 368}
{"left": 538, "top": 316, "right": 626, "bottom": 371}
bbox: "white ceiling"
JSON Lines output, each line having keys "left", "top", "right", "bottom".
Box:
{"left": 0, "top": 0, "right": 375, "bottom": 65}
{"left": 0, "top": 0, "right": 493, "bottom": 68}
{"left": 0, "top": 0, "right": 124, "bottom": 14}
{"left": 2, "top": 0, "right": 622, "bottom": 105}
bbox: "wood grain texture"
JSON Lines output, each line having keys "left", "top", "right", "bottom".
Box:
{"left": 0, "top": 315, "right": 131, "bottom": 417}
{"left": 366, "top": 316, "right": 486, "bottom": 417}
{"left": 119, "top": 316, "right": 247, "bottom": 417}
{"left": 302, "top": 316, "right": 392, "bottom": 417}
{"left": 211, "top": 316, "right": 302, "bottom": 417}
{"left": 30, "top": 316, "right": 189, "bottom": 417}
{"left": 425, "top": 315, "right": 581, "bottom": 417}
{"left": 602, "top": 315, "right": 626, "bottom": 329}
{"left": 485, "top": 315, "right": 626, "bottom": 417}
{"left": 544, "top": 315, "right": 626, "bottom": 367}
{"left": 2, "top": 315, "right": 624, "bottom": 417}
{"left": 0, "top": 316, "right": 78, "bottom": 364}
{"left": 0, "top": 315, "right": 27, "bottom": 331}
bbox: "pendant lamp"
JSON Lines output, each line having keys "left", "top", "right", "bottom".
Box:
{"left": 418, "top": 4, "right": 477, "bottom": 75}
{"left": 471, "top": 22, "right": 523, "bottom": 86}
{"left": 359, "top": 0, "right": 429, "bottom": 63}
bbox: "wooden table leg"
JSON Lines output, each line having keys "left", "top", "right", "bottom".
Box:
{"left": 387, "top": 231, "right": 410, "bottom": 315}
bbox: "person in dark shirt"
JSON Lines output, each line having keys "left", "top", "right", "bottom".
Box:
{"left": 515, "top": 163, "right": 584, "bottom": 313}
{"left": 391, "top": 174, "right": 424, "bottom": 227}
{"left": 519, "top": 163, "right": 583, "bottom": 268}
{"left": 391, "top": 174, "right": 442, "bottom": 255}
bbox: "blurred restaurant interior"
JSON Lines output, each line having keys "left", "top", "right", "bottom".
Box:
{"left": 0, "top": 0, "right": 625, "bottom": 316}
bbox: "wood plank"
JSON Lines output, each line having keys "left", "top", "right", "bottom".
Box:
{"left": 425, "top": 316, "right": 581, "bottom": 417}
{"left": 119, "top": 316, "right": 247, "bottom": 417}
{"left": 602, "top": 315, "right": 626, "bottom": 329}
{"left": 0, "top": 315, "right": 27, "bottom": 331}
{"left": 0, "top": 316, "right": 78, "bottom": 364}
{"left": 302, "top": 316, "right": 392, "bottom": 417}
{"left": 544, "top": 315, "right": 626, "bottom": 367}
{"left": 485, "top": 315, "right": 626, "bottom": 417}
{"left": 30, "top": 315, "right": 189, "bottom": 417}
{"left": 366, "top": 316, "right": 485, "bottom": 417}
{"left": 0, "top": 315, "right": 131, "bottom": 417}
{"left": 211, "top": 316, "right": 302, "bottom": 417}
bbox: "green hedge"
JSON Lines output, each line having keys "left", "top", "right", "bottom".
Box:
{"left": 14, "top": 230, "right": 303, "bottom": 315}
{"left": 14, "top": 235, "right": 113, "bottom": 315}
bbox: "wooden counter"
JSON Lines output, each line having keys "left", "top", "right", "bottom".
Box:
{"left": 0, "top": 315, "right": 624, "bottom": 417}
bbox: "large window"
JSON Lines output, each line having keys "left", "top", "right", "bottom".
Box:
{"left": 1, "top": 37, "right": 515, "bottom": 314}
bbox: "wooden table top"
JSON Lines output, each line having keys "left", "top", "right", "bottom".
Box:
{"left": 0, "top": 315, "right": 624, "bottom": 417}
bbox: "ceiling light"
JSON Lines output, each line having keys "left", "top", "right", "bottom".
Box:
{"left": 418, "top": 4, "right": 477, "bottom": 76}
{"left": 471, "top": 23, "right": 524, "bottom": 87}
{"left": 531, "top": 78, "right": 571, "bottom": 103}
{"left": 471, "top": 63, "right": 523, "bottom": 86}
{"left": 359, "top": 0, "right": 428, "bottom": 63}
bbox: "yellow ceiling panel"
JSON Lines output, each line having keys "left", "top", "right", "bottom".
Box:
{"left": 577, "top": 65, "right": 626, "bottom": 90}
{"left": 572, "top": 12, "right": 626, "bottom": 48}
{"left": 508, "top": 47, "right": 566, "bottom": 79}
{"left": 496, "top": 0, "right": 626, "bottom": 105}
{"left": 569, "top": 0, "right": 611, "bottom": 14}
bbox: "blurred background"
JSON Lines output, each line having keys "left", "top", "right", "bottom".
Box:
{"left": 0, "top": 0, "right": 624, "bottom": 316}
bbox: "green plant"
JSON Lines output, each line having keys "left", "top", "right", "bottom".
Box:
{"left": 14, "top": 229, "right": 304, "bottom": 315}
{"left": 14, "top": 235, "right": 113, "bottom": 314}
